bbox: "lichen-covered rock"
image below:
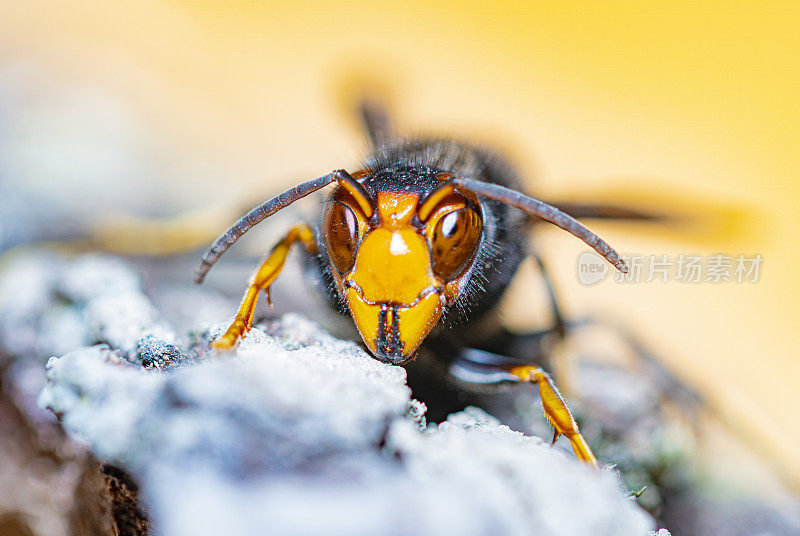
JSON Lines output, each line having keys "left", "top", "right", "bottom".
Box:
{"left": 0, "top": 252, "right": 177, "bottom": 363}
{"left": 0, "top": 250, "right": 674, "bottom": 535}
{"left": 41, "top": 313, "right": 658, "bottom": 536}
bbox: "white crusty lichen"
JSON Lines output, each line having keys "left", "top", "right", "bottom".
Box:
{"left": 40, "top": 313, "right": 659, "bottom": 536}
{"left": 1, "top": 251, "right": 663, "bottom": 535}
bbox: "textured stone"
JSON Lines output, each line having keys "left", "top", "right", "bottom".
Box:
{"left": 41, "top": 314, "right": 657, "bottom": 536}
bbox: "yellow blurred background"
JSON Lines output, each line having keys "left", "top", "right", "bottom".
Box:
{"left": 0, "top": 1, "right": 798, "bottom": 483}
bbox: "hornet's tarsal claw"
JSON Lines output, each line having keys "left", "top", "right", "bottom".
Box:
{"left": 212, "top": 322, "right": 245, "bottom": 351}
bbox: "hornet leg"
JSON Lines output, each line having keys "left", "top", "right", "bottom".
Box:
{"left": 530, "top": 250, "right": 566, "bottom": 339}
{"left": 213, "top": 224, "right": 316, "bottom": 350}
{"left": 474, "top": 251, "right": 574, "bottom": 392}
{"left": 448, "top": 347, "right": 598, "bottom": 467}
{"left": 508, "top": 364, "right": 597, "bottom": 467}
{"left": 530, "top": 250, "right": 576, "bottom": 394}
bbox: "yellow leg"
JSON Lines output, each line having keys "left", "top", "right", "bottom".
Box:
{"left": 509, "top": 365, "right": 598, "bottom": 468}
{"left": 212, "top": 224, "right": 316, "bottom": 350}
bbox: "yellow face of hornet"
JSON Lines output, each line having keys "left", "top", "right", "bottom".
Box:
{"left": 323, "top": 182, "right": 483, "bottom": 365}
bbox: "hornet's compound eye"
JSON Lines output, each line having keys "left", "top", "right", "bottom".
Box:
{"left": 430, "top": 207, "right": 482, "bottom": 281}
{"left": 324, "top": 201, "right": 361, "bottom": 273}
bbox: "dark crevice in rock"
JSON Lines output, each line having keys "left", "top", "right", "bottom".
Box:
{"left": 104, "top": 469, "right": 149, "bottom": 536}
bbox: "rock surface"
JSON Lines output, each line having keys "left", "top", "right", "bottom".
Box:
{"left": 6, "top": 249, "right": 800, "bottom": 535}
{"left": 41, "top": 314, "right": 658, "bottom": 536}
{"left": 0, "top": 248, "right": 663, "bottom": 535}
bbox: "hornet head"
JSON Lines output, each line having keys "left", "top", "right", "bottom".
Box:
{"left": 194, "top": 168, "right": 626, "bottom": 360}
{"left": 323, "top": 173, "right": 483, "bottom": 364}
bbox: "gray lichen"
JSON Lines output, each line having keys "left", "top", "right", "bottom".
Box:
{"left": 40, "top": 313, "right": 658, "bottom": 536}
{"left": 0, "top": 250, "right": 675, "bottom": 535}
